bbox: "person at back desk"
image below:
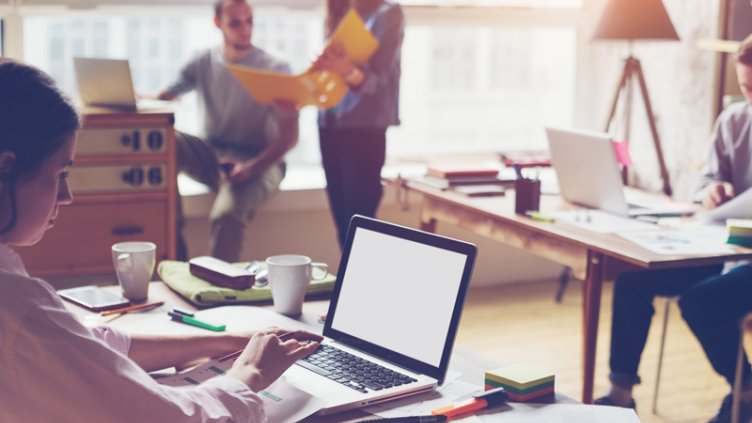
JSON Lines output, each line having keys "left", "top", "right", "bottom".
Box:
{"left": 0, "top": 59, "right": 320, "bottom": 422}
{"left": 594, "top": 35, "right": 752, "bottom": 423}
{"left": 156, "top": 0, "right": 298, "bottom": 262}
{"left": 677, "top": 34, "right": 752, "bottom": 423}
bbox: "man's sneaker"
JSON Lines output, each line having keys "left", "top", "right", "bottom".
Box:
{"left": 593, "top": 395, "right": 636, "bottom": 409}
{"left": 708, "top": 393, "right": 752, "bottom": 423}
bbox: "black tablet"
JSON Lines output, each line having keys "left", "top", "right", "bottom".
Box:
{"left": 58, "top": 286, "right": 130, "bottom": 312}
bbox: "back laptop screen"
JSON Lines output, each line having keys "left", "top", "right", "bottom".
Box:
{"left": 329, "top": 227, "right": 468, "bottom": 367}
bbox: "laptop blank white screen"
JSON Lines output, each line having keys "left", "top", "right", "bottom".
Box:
{"left": 330, "top": 227, "right": 468, "bottom": 367}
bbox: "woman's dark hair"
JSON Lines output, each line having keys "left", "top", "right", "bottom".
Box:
{"left": 0, "top": 59, "right": 80, "bottom": 234}
{"left": 738, "top": 33, "right": 752, "bottom": 67}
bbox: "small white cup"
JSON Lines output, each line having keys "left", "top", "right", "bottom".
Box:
{"left": 266, "top": 255, "right": 328, "bottom": 316}
{"left": 112, "top": 241, "right": 156, "bottom": 302}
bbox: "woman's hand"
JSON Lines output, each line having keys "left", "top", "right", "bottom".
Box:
{"left": 226, "top": 328, "right": 322, "bottom": 392}
{"left": 311, "top": 42, "right": 357, "bottom": 80}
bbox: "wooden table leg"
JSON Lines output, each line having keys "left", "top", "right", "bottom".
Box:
{"left": 582, "top": 251, "right": 604, "bottom": 404}
{"left": 420, "top": 215, "right": 437, "bottom": 233}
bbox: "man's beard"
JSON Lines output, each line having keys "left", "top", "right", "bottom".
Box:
{"left": 231, "top": 41, "right": 252, "bottom": 51}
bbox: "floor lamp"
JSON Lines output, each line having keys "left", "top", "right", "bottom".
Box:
{"left": 593, "top": 0, "right": 680, "bottom": 196}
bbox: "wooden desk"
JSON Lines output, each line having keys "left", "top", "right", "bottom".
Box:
{"left": 65, "top": 282, "right": 572, "bottom": 422}
{"left": 402, "top": 180, "right": 752, "bottom": 403}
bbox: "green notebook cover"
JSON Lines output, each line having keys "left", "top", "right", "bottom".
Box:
{"left": 158, "top": 260, "right": 336, "bottom": 307}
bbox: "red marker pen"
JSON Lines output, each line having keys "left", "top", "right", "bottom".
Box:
{"left": 431, "top": 387, "right": 509, "bottom": 419}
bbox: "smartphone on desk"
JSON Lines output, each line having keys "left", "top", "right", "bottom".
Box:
{"left": 58, "top": 285, "right": 130, "bottom": 312}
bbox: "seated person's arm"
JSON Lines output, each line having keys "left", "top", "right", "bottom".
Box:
{"left": 126, "top": 331, "right": 253, "bottom": 372}
{"left": 701, "top": 181, "right": 735, "bottom": 210}
{"left": 225, "top": 109, "right": 299, "bottom": 184}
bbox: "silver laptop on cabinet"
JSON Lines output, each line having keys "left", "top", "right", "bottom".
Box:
{"left": 284, "top": 215, "right": 477, "bottom": 415}
{"left": 73, "top": 57, "right": 170, "bottom": 111}
{"left": 545, "top": 127, "right": 694, "bottom": 218}
{"left": 73, "top": 57, "right": 140, "bottom": 110}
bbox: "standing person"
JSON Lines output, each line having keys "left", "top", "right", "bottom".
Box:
{"left": 157, "top": 0, "right": 299, "bottom": 262}
{"left": 678, "top": 34, "right": 752, "bottom": 423}
{"left": 0, "top": 58, "right": 321, "bottom": 422}
{"left": 594, "top": 34, "right": 752, "bottom": 414}
{"left": 313, "top": 0, "right": 405, "bottom": 248}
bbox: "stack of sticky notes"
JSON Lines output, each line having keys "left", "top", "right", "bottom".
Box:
{"left": 484, "top": 364, "right": 555, "bottom": 401}
{"left": 727, "top": 219, "right": 752, "bottom": 247}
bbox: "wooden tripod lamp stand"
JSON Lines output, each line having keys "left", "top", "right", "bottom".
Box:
{"left": 593, "top": 0, "right": 680, "bottom": 196}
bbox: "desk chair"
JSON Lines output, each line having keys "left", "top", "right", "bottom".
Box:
{"left": 732, "top": 314, "right": 752, "bottom": 423}
{"left": 652, "top": 296, "right": 679, "bottom": 414}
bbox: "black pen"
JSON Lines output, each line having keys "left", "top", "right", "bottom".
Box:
{"left": 359, "top": 415, "right": 447, "bottom": 423}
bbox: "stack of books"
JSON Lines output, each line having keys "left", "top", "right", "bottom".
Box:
{"left": 727, "top": 219, "right": 752, "bottom": 247}
{"left": 416, "top": 162, "right": 510, "bottom": 197}
{"left": 484, "top": 364, "right": 555, "bottom": 401}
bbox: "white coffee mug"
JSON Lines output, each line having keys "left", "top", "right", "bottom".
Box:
{"left": 266, "top": 255, "right": 328, "bottom": 316}
{"left": 112, "top": 241, "right": 156, "bottom": 302}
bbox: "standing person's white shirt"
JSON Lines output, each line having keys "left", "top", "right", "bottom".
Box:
{"left": 0, "top": 244, "right": 265, "bottom": 423}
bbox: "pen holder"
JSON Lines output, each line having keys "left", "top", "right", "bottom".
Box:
{"left": 515, "top": 178, "right": 541, "bottom": 215}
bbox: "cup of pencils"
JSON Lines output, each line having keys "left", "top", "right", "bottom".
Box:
{"left": 513, "top": 165, "right": 541, "bottom": 215}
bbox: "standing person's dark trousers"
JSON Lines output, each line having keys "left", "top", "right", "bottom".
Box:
{"left": 319, "top": 127, "right": 387, "bottom": 248}
{"left": 609, "top": 265, "right": 723, "bottom": 386}
{"left": 680, "top": 265, "right": 752, "bottom": 387}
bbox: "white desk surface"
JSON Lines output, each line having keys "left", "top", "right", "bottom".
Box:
{"left": 64, "top": 282, "right": 574, "bottom": 422}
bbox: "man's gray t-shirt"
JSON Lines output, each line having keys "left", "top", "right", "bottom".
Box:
{"left": 165, "top": 46, "right": 292, "bottom": 155}
{"left": 695, "top": 101, "right": 752, "bottom": 199}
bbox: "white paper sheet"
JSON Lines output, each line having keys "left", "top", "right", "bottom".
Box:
{"left": 364, "top": 376, "right": 477, "bottom": 418}
{"left": 548, "top": 209, "right": 656, "bottom": 233}
{"left": 702, "top": 187, "right": 752, "bottom": 223}
{"left": 158, "top": 359, "right": 324, "bottom": 423}
{"left": 618, "top": 226, "right": 733, "bottom": 255}
{"left": 455, "top": 403, "right": 641, "bottom": 423}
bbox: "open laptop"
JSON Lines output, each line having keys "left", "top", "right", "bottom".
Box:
{"left": 545, "top": 127, "right": 695, "bottom": 218}
{"left": 73, "top": 57, "right": 169, "bottom": 110}
{"left": 284, "top": 215, "right": 477, "bottom": 415}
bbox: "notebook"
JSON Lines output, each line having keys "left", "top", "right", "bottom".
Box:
{"left": 73, "top": 57, "right": 170, "bottom": 110}
{"left": 284, "top": 215, "right": 477, "bottom": 415}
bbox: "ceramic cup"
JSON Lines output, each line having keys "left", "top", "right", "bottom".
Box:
{"left": 111, "top": 241, "right": 156, "bottom": 302}
{"left": 266, "top": 255, "right": 328, "bottom": 316}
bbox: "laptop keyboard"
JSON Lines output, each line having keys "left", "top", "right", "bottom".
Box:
{"left": 296, "top": 345, "right": 418, "bottom": 393}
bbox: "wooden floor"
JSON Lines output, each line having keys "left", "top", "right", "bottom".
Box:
{"left": 455, "top": 280, "right": 737, "bottom": 423}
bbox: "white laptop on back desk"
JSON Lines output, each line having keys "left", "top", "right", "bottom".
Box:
{"left": 284, "top": 215, "right": 477, "bottom": 415}
{"left": 545, "top": 127, "right": 695, "bottom": 218}
{"left": 73, "top": 57, "right": 170, "bottom": 111}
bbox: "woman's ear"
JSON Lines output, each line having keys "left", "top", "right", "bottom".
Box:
{"left": 0, "top": 152, "right": 16, "bottom": 188}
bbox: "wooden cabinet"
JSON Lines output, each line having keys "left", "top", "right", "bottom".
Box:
{"left": 16, "top": 107, "right": 177, "bottom": 276}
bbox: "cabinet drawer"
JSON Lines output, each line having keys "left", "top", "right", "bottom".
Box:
{"left": 77, "top": 127, "right": 167, "bottom": 155}
{"left": 17, "top": 201, "right": 169, "bottom": 276}
{"left": 69, "top": 164, "right": 167, "bottom": 194}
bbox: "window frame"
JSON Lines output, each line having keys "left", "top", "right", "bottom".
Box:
{"left": 5, "top": 0, "right": 597, "bottom": 163}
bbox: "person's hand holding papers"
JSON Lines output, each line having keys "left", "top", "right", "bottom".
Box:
{"left": 703, "top": 181, "right": 736, "bottom": 209}
{"left": 311, "top": 42, "right": 365, "bottom": 88}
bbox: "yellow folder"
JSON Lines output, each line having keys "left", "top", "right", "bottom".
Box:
{"left": 226, "top": 9, "right": 379, "bottom": 109}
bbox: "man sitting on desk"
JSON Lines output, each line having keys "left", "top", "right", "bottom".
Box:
{"left": 156, "top": 0, "right": 298, "bottom": 262}
{"left": 595, "top": 35, "right": 752, "bottom": 423}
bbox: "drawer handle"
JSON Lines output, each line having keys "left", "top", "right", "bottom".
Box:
{"left": 111, "top": 226, "right": 145, "bottom": 237}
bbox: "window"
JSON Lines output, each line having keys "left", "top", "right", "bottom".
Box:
{"left": 19, "top": 1, "right": 583, "bottom": 165}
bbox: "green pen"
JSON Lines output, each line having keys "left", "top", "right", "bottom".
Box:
{"left": 525, "top": 211, "right": 556, "bottom": 223}
{"left": 168, "top": 311, "right": 226, "bottom": 332}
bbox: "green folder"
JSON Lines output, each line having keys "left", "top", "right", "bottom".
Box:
{"left": 157, "top": 260, "right": 336, "bottom": 308}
